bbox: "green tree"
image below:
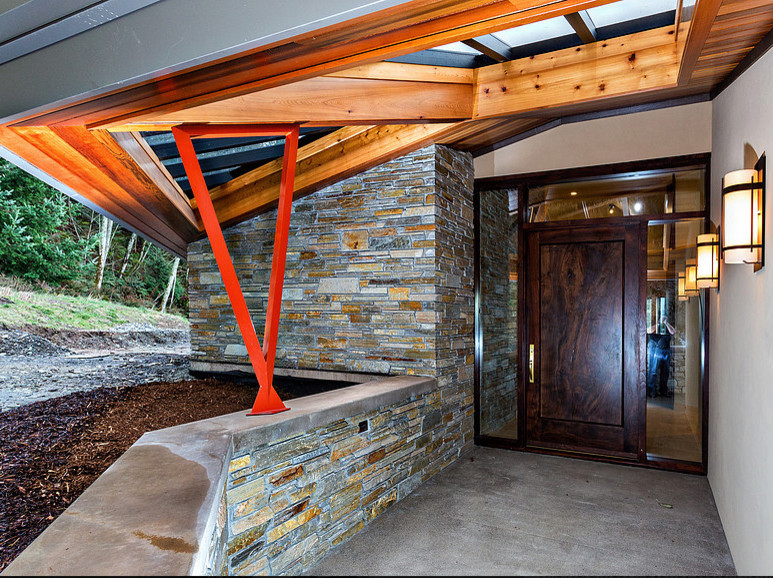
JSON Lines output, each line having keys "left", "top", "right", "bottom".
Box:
{"left": 0, "top": 159, "right": 93, "bottom": 284}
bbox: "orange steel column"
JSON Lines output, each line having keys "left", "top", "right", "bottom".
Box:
{"left": 172, "top": 124, "right": 300, "bottom": 415}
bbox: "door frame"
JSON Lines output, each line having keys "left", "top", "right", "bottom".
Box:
{"left": 473, "top": 153, "right": 711, "bottom": 475}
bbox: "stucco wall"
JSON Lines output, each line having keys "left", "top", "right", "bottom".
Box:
{"left": 474, "top": 101, "right": 712, "bottom": 178}
{"left": 709, "top": 47, "right": 773, "bottom": 576}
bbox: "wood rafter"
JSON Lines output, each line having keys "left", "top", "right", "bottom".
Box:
{"left": 201, "top": 123, "right": 455, "bottom": 230}
{"left": 565, "top": 10, "right": 597, "bottom": 44}
{"left": 9, "top": 0, "right": 618, "bottom": 129}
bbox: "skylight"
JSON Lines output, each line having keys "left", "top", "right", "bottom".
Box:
{"left": 587, "top": 0, "right": 693, "bottom": 28}
{"left": 492, "top": 15, "right": 576, "bottom": 47}
{"left": 432, "top": 41, "right": 482, "bottom": 54}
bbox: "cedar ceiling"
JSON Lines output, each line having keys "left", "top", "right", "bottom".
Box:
{"left": 0, "top": 0, "right": 771, "bottom": 257}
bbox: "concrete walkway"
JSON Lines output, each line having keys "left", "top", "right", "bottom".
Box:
{"left": 311, "top": 447, "right": 735, "bottom": 576}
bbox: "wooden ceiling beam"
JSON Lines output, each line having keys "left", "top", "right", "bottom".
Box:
{"left": 107, "top": 77, "right": 474, "bottom": 129}
{"left": 678, "top": 0, "right": 723, "bottom": 85}
{"left": 565, "top": 10, "right": 598, "bottom": 44}
{"left": 473, "top": 25, "right": 686, "bottom": 120}
{"left": 323, "top": 61, "right": 474, "bottom": 84}
{"left": 9, "top": 0, "right": 618, "bottom": 129}
{"left": 202, "top": 123, "right": 455, "bottom": 230}
{"left": 462, "top": 35, "right": 511, "bottom": 62}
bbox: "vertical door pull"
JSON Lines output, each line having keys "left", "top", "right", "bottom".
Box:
{"left": 529, "top": 344, "right": 535, "bottom": 383}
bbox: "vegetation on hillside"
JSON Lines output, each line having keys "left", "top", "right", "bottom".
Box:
{"left": 0, "top": 159, "right": 187, "bottom": 314}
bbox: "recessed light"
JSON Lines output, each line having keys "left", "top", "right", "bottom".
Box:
{"left": 633, "top": 201, "right": 643, "bottom": 212}
{"left": 570, "top": 191, "right": 578, "bottom": 196}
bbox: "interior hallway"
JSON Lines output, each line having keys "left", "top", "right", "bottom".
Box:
{"left": 310, "top": 447, "right": 735, "bottom": 575}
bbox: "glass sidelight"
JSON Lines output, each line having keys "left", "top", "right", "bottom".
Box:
{"left": 477, "top": 188, "right": 519, "bottom": 439}
{"left": 645, "top": 219, "right": 705, "bottom": 464}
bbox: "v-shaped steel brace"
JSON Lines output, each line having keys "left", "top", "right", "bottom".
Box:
{"left": 172, "top": 124, "right": 300, "bottom": 415}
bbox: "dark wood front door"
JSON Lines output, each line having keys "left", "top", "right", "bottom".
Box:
{"left": 525, "top": 223, "right": 643, "bottom": 459}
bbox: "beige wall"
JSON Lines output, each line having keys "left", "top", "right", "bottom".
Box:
{"left": 709, "top": 47, "right": 773, "bottom": 576}
{"left": 474, "top": 101, "right": 712, "bottom": 178}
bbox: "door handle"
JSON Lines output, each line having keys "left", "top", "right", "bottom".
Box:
{"left": 529, "top": 344, "right": 535, "bottom": 383}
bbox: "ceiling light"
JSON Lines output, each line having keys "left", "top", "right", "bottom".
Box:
{"left": 570, "top": 191, "right": 578, "bottom": 196}
{"left": 633, "top": 201, "right": 643, "bottom": 212}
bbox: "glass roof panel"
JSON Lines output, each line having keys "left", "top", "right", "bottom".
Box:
{"left": 587, "top": 0, "right": 692, "bottom": 28}
{"left": 492, "top": 15, "right": 575, "bottom": 47}
{"left": 431, "top": 41, "right": 482, "bottom": 54}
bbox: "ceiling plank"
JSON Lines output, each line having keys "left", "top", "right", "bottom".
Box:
{"left": 0, "top": 126, "right": 190, "bottom": 256}
{"left": 474, "top": 25, "right": 685, "bottom": 120}
{"left": 110, "top": 131, "right": 200, "bottom": 230}
{"left": 462, "top": 35, "right": 511, "bottom": 62}
{"left": 678, "top": 0, "right": 724, "bottom": 85}
{"left": 203, "top": 123, "right": 455, "bottom": 229}
{"left": 109, "top": 77, "right": 474, "bottom": 129}
{"left": 565, "top": 10, "right": 597, "bottom": 44}
{"left": 9, "top": 0, "right": 618, "bottom": 129}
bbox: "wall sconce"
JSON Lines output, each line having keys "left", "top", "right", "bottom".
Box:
{"left": 685, "top": 259, "right": 699, "bottom": 298}
{"left": 696, "top": 232, "right": 719, "bottom": 289}
{"left": 677, "top": 271, "right": 688, "bottom": 301}
{"left": 721, "top": 154, "right": 766, "bottom": 271}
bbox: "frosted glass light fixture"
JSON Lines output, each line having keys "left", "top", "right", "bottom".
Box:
{"left": 721, "top": 154, "right": 765, "bottom": 271}
{"left": 677, "top": 271, "right": 688, "bottom": 301}
{"left": 685, "top": 259, "right": 699, "bottom": 297}
{"left": 696, "top": 233, "right": 719, "bottom": 289}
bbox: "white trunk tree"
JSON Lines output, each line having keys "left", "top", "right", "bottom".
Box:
{"left": 119, "top": 232, "right": 137, "bottom": 278}
{"left": 94, "top": 215, "right": 114, "bottom": 294}
{"left": 161, "top": 257, "right": 180, "bottom": 313}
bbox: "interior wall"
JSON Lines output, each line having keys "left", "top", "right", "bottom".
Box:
{"left": 709, "top": 46, "right": 773, "bottom": 576}
{"left": 474, "top": 101, "right": 712, "bottom": 178}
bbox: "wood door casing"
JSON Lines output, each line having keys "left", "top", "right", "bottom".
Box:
{"left": 526, "top": 224, "right": 643, "bottom": 459}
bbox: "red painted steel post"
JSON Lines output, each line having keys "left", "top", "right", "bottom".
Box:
{"left": 172, "top": 124, "right": 300, "bottom": 415}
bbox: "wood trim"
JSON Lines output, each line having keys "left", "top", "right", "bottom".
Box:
{"left": 678, "top": 0, "right": 723, "bottom": 85}
{"left": 475, "top": 153, "right": 712, "bottom": 191}
{"left": 9, "top": 0, "right": 619, "bottom": 129}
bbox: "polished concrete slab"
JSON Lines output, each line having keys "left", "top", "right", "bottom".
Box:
{"left": 310, "top": 447, "right": 736, "bottom": 576}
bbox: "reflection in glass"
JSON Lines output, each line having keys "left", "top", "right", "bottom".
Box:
{"left": 478, "top": 189, "right": 519, "bottom": 439}
{"left": 527, "top": 169, "right": 705, "bottom": 223}
{"left": 646, "top": 220, "right": 704, "bottom": 463}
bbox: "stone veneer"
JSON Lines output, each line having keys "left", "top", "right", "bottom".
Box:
{"left": 187, "top": 145, "right": 476, "bottom": 573}
{"left": 478, "top": 189, "right": 519, "bottom": 435}
{"left": 188, "top": 145, "right": 473, "bottom": 380}
{"left": 215, "top": 381, "right": 442, "bottom": 575}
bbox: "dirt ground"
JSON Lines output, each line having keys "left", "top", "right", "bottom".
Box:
{"left": 0, "top": 326, "right": 336, "bottom": 572}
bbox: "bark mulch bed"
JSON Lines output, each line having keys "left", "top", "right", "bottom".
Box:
{"left": 0, "top": 377, "right": 302, "bottom": 572}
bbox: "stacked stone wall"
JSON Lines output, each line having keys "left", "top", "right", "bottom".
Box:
{"left": 221, "top": 386, "right": 440, "bottom": 575}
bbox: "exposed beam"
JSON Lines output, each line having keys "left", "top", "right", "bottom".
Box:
{"left": 107, "top": 77, "right": 474, "bottom": 129}
{"left": 462, "top": 35, "right": 511, "bottom": 62}
{"left": 678, "top": 0, "right": 723, "bottom": 85}
{"left": 110, "top": 131, "right": 199, "bottom": 231}
{"left": 565, "top": 10, "right": 597, "bottom": 44}
{"left": 10, "top": 0, "right": 619, "bottom": 128}
{"left": 201, "top": 123, "right": 455, "bottom": 229}
{"left": 674, "top": 0, "right": 684, "bottom": 43}
{"left": 324, "top": 61, "right": 474, "bottom": 84}
{"left": 0, "top": 126, "right": 191, "bottom": 256}
{"left": 473, "top": 25, "right": 685, "bottom": 120}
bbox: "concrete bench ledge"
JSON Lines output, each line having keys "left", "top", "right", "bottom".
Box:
{"left": 3, "top": 376, "right": 436, "bottom": 576}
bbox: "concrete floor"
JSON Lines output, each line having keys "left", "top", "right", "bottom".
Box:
{"left": 310, "top": 447, "right": 735, "bottom": 576}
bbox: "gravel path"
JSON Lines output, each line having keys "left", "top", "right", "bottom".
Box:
{"left": 0, "top": 328, "right": 192, "bottom": 412}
